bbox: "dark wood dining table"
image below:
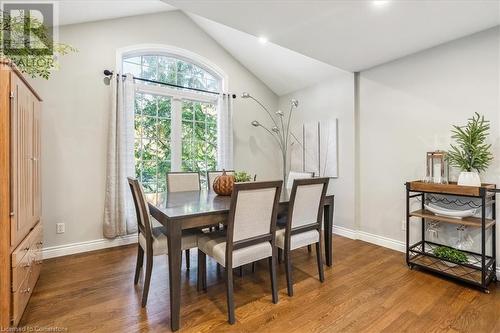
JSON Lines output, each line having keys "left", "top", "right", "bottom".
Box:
{"left": 149, "top": 189, "right": 335, "bottom": 331}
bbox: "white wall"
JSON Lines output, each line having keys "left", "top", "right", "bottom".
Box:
{"left": 279, "top": 70, "right": 356, "bottom": 229}
{"left": 359, "top": 27, "right": 499, "bottom": 254}
{"left": 30, "top": 11, "right": 280, "bottom": 248}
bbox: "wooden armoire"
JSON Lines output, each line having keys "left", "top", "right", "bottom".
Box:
{"left": 0, "top": 60, "right": 43, "bottom": 328}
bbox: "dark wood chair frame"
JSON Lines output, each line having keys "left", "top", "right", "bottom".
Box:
{"left": 281, "top": 177, "right": 328, "bottom": 297}
{"left": 197, "top": 180, "right": 283, "bottom": 324}
{"left": 128, "top": 177, "right": 190, "bottom": 307}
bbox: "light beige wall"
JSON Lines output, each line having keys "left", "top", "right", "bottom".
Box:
{"left": 278, "top": 70, "right": 356, "bottom": 229}
{"left": 30, "top": 11, "right": 280, "bottom": 248}
{"left": 359, "top": 27, "right": 499, "bottom": 250}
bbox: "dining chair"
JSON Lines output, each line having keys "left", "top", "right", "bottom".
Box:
{"left": 127, "top": 177, "right": 198, "bottom": 307}
{"left": 167, "top": 171, "right": 201, "bottom": 192}
{"left": 277, "top": 177, "right": 329, "bottom": 297}
{"left": 197, "top": 180, "right": 282, "bottom": 324}
{"left": 167, "top": 171, "right": 205, "bottom": 258}
{"left": 286, "top": 170, "right": 315, "bottom": 189}
{"left": 207, "top": 170, "right": 235, "bottom": 191}
{"left": 282, "top": 171, "right": 315, "bottom": 252}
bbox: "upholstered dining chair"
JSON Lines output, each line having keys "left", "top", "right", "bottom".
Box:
{"left": 197, "top": 180, "right": 283, "bottom": 324}
{"left": 282, "top": 171, "right": 315, "bottom": 252}
{"left": 127, "top": 177, "right": 198, "bottom": 307}
{"left": 286, "top": 170, "right": 315, "bottom": 189}
{"left": 207, "top": 170, "right": 235, "bottom": 191}
{"left": 167, "top": 171, "right": 201, "bottom": 192}
{"left": 277, "top": 177, "right": 329, "bottom": 297}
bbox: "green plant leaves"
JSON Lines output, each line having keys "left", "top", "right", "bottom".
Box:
{"left": 433, "top": 246, "right": 468, "bottom": 264}
{"left": 447, "top": 112, "right": 493, "bottom": 172}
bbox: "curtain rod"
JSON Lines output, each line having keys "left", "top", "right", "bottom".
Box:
{"left": 103, "top": 69, "right": 236, "bottom": 98}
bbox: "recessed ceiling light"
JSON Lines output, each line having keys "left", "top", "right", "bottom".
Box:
{"left": 258, "top": 36, "right": 268, "bottom": 44}
{"left": 373, "top": 0, "right": 389, "bottom": 6}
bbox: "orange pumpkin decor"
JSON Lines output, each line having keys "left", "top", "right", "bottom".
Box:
{"left": 213, "top": 170, "right": 234, "bottom": 196}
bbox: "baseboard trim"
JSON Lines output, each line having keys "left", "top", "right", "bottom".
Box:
{"left": 43, "top": 226, "right": 500, "bottom": 279}
{"left": 42, "top": 234, "right": 138, "bottom": 259}
{"left": 333, "top": 225, "right": 499, "bottom": 279}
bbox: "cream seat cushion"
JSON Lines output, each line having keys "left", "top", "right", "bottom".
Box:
{"left": 275, "top": 228, "right": 319, "bottom": 250}
{"left": 198, "top": 232, "right": 272, "bottom": 268}
{"left": 138, "top": 226, "right": 198, "bottom": 256}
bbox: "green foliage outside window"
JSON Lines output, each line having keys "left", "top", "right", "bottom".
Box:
{"left": 128, "top": 54, "right": 219, "bottom": 198}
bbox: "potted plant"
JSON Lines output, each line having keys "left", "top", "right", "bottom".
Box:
{"left": 447, "top": 113, "right": 493, "bottom": 187}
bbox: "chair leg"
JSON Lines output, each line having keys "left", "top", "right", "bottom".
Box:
{"left": 197, "top": 250, "right": 207, "bottom": 292}
{"left": 185, "top": 249, "right": 190, "bottom": 270}
{"left": 238, "top": 266, "right": 243, "bottom": 277}
{"left": 315, "top": 241, "right": 324, "bottom": 282}
{"left": 284, "top": 250, "right": 293, "bottom": 297}
{"left": 142, "top": 253, "right": 153, "bottom": 307}
{"left": 307, "top": 245, "right": 312, "bottom": 253}
{"left": 252, "top": 262, "right": 256, "bottom": 273}
{"left": 134, "top": 245, "right": 144, "bottom": 285}
{"left": 269, "top": 256, "right": 278, "bottom": 304}
{"left": 226, "top": 266, "right": 235, "bottom": 324}
{"left": 278, "top": 248, "right": 283, "bottom": 264}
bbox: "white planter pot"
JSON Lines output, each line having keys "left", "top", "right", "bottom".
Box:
{"left": 457, "top": 171, "right": 481, "bottom": 187}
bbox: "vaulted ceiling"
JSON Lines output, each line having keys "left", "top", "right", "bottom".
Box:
{"left": 164, "top": 0, "right": 500, "bottom": 72}
{"left": 55, "top": 0, "right": 500, "bottom": 96}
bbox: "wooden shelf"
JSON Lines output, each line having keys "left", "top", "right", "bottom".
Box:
{"left": 408, "top": 181, "right": 496, "bottom": 197}
{"left": 410, "top": 209, "right": 495, "bottom": 229}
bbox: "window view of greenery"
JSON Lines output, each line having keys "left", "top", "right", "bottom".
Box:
{"left": 134, "top": 93, "right": 172, "bottom": 202}
{"left": 123, "top": 55, "right": 219, "bottom": 92}
{"left": 182, "top": 100, "right": 217, "bottom": 187}
{"left": 125, "top": 54, "right": 220, "bottom": 199}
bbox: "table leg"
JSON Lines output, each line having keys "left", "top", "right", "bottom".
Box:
{"left": 323, "top": 203, "right": 333, "bottom": 266}
{"left": 167, "top": 222, "right": 182, "bottom": 331}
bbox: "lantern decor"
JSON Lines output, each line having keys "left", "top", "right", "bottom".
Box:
{"left": 425, "top": 151, "right": 449, "bottom": 184}
{"left": 212, "top": 170, "right": 235, "bottom": 196}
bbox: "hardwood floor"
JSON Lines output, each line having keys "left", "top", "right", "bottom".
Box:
{"left": 20, "top": 236, "right": 499, "bottom": 332}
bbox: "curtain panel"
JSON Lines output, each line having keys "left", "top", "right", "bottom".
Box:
{"left": 103, "top": 74, "right": 137, "bottom": 238}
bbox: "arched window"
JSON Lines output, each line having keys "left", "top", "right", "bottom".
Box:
{"left": 120, "top": 48, "right": 225, "bottom": 201}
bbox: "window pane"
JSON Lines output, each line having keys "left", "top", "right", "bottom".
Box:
{"left": 181, "top": 100, "right": 217, "bottom": 188}
{"left": 133, "top": 91, "right": 172, "bottom": 198}
{"left": 182, "top": 101, "right": 194, "bottom": 120}
{"left": 158, "top": 97, "right": 171, "bottom": 118}
{"left": 123, "top": 61, "right": 141, "bottom": 77}
{"left": 124, "top": 54, "right": 221, "bottom": 92}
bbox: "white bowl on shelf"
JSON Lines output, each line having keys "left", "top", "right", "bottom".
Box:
{"left": 424, "top": 203, "right": 478, "bottom": 219}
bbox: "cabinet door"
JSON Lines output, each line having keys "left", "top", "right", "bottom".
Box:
{"left": 32, "top": 99, "right": 41, "bottom": 223}
{"left": 10, "top": 73, "right": 35, "bottom": 248}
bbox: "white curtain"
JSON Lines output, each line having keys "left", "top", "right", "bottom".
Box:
{"left": 217, "top": 94, "right": 234, "bottom": 169}
{"left": 103, "top": 73, "right": 137, "bottom": 238}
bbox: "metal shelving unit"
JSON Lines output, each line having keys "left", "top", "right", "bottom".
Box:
{"left": 405, "top": 181, "right": 498, "bottom": 293}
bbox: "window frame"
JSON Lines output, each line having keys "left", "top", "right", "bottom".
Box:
{"left": 118, "top": 45, "right": 227, "bottom": 193}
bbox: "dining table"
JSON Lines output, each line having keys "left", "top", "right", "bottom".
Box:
{"left": 148, "top": 188, "right": 335, "bottom": 331}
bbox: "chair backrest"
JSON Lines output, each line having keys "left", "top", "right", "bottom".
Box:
{"left": 167, "top": 172, "right": 201, "bottom": 192}
{"left": 286, "top": 171, "right": 315, "bottom": 189}
{"left": 225, "top": 181, "right": 282, "bottom": 265}
{"left": 207, "top": 170, "right": 235, "bottom": 190}
{"left": 127, "top": 177, "right": 153, "bottom": 249}
{"left": 285, "top": 178, "right": 329, "bottom": 244}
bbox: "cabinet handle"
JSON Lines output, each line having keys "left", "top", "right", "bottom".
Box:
{"left": 21, "top": 288, "right": 31, "bottom": 293}
{"left": 23, "top": 247, "right": 29, "bottom": 252}
{"left": 21, "top": 263, "right": 30, "bottom": 268}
